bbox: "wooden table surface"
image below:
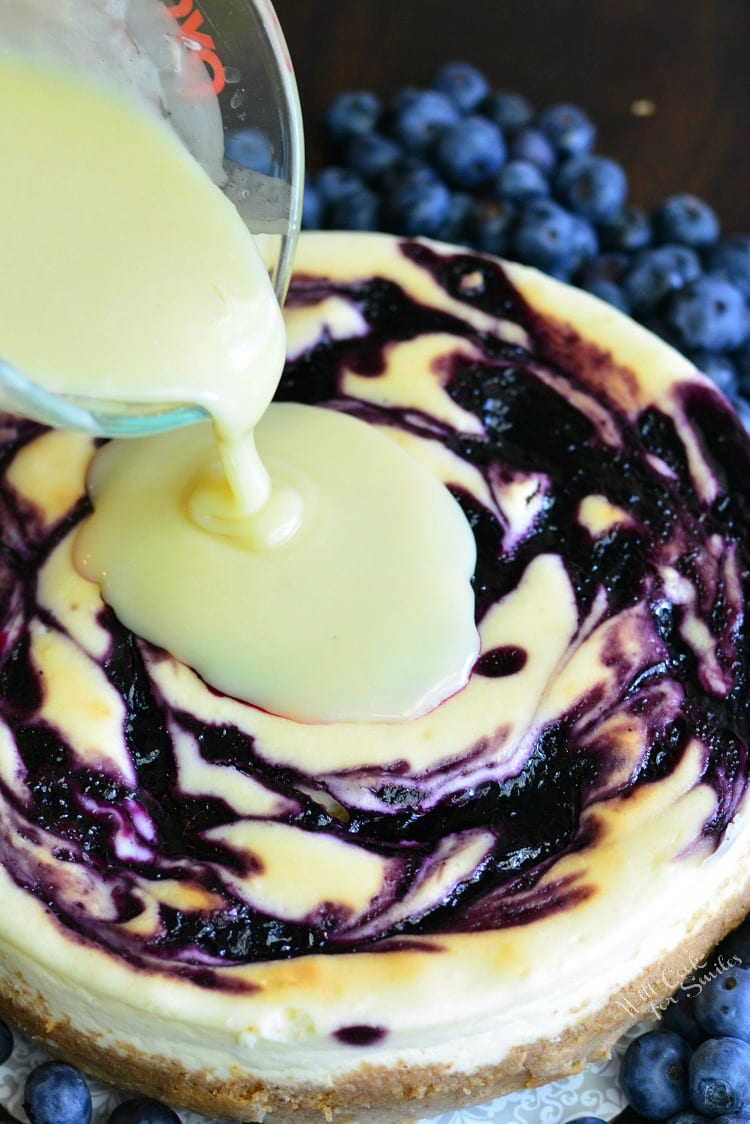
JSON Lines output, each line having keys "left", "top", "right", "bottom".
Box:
{"left": 274, "top": 0, "right": 749, "bottom": 234}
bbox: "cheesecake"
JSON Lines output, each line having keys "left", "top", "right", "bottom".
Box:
{"left": 0, "top": 232, "right": 749, "bottom": 1123}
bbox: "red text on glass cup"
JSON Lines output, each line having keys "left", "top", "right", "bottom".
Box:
{"left": 166, "top": 0, "right": 226, "bottom": 95}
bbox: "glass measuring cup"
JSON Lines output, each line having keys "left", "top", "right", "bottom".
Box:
{"left": 0, "top": 0, "right": 303, "bottom": 437}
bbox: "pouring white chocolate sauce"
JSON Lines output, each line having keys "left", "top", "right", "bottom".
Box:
{"left": 0, "top": 52, "right": 479, "bottom": 722}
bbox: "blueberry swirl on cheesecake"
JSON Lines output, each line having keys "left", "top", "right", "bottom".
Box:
{"left": 0, "top": 233, "right": 749, "bottom": 1123}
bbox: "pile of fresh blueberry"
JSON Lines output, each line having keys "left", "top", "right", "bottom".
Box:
{"left": 283, "top": 61, "right": 750, "bottom": 421}
{"left": 0, "top": 1018, "right": 180, "bottom": 1123}
{"left": 559, "top": 914, "right": 750, "bottom": 1123}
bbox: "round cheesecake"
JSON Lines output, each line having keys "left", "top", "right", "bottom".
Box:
{"left": 1, "top": 232, "right": 750, "bottom": 1123}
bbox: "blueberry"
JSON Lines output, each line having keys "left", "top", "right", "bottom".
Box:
{"left": 733, "top": 396, "right": 750, "bottom": 434}
{"left": 484, "top": 91, "right": 534, "bottom": 135}
{"left": 389, "top": 88, "right": 460, "bottom": 153}
{"left": 511, "top": 199, "right": 578, "bottom": 278}
{"left": 581, "top": 278, "right": 631, "bottom": 314}
{"left": 579, "top": 257, "right": 630, "bottom": 307}
{"left": 381, "top": 166, "right": 451, "bottom": 236}
{"left": 494, "top": 159, "right": 549, "bottom": 205}
{"left": 509, "top": 126, "right": 557, "bottom": 173}
{"left": 666, "top": 275, "right": 750, "bottom": 353}
{"left": 654, "top": 194, "right": 720, "bottom": 249}
{"left": 578, "top": 252, "right": 630, "bottom": 287}
{"left": 326, "top": 184, "right": 379, "bottom": 231}
{"left": 24, "top": 1061, "right": 92, "bottom": 1124}
{"left": 717, "top": 919, "right": 750, "bottom": 970}
{"left": 623, "top": 244, "right": 702, "bottom": 314}
{"left": 619, "top": 1029, "right": 692, "bottom": 1118}
{"left": 224, "top": 127, "right": 274, "bottom": 175}
{"left": 569, "top": 214, "right": 599, "bottom": 273}
{"left": 344, "top": 132, "right": 401, "bottom": 183}
{"left": 538, "top": 102, "right": 597, "bottom": 159}
{"left": 0, "top": 1019, "right": 12, "bottom": 1064}
{"left": 599, "top": 207, "right": 653, "bottom": 253}
{"left": 315, "top": 166, "right": 367, "bottom": 206}
{"left": 108, "top": 1097, "right": 181, "bottom": 1123}
{"left": 667, "top": 246, "right": 704, "bottom": 284}
{"left": 690, "top": 1037, "right": 750, "bottom": 1116}
{"left": 554, "top": 154, "right": 627, "bottom": 223}
{"left": 566, "top": 1118, "right": 608, "bottom": 1124}
{"left": 435, "top": 115, "right": 506, "bottom": 188}
{"left": 694, "top": 967, "right": 750, "bottom": 1041}
{"left": 662, "top": 984, "right": 710, "bottom": 1047}
{"left": 708, "top": 235, "right": 750, "bottom": 301}
{"left": 712, "top": 1115, "right": 750, "bottom": 1123}
{"left": 466, "top": 198, "right": 516, "bottom": 256}
{"left": 379, "top": 157, "right": 440, "bottom": 200}
{"left": 737, "top": 340, "right": 750, "bottom": 389}
{"left": 689, "top": 351, "right": 740, "bottom": 401}
{"left": 324, "top": 89, "right": 381, "bottom": 145}
{"left": 301, "top": 178, "right": 322, "bottom": 230}
{"left": 433, "top": 191, "right": 473, "bottom": 243}
{"left": 433, "top": 62, "right": 489, "bottom": 112}
{"left": 666, "top": 1114, "right": 710, "bottom": 1124}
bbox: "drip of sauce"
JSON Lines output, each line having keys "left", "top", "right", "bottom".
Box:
{"left": 0, "top": 52, "right": 283, "bottom": 518}
{"left": 0, "top": 53, "right": 479, "bottom": 722}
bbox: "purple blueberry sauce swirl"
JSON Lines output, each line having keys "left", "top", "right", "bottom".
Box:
{"left": 0, "top": 240, "right": 749, "bottom": 983}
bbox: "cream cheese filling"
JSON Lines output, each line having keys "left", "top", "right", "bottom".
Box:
{"left": 0, "top": 234, "right": 747, "bottom": 1107}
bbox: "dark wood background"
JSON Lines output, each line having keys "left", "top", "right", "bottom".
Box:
{"left": 274, "top": 0, "right": 749, "bottom": 233}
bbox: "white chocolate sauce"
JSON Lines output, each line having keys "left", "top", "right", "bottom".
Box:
{"left": 0, "top": 53, "right": 479, "bottom": 722}
{"left": 76, "top": 404, "right": 479, "bottom": 723}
